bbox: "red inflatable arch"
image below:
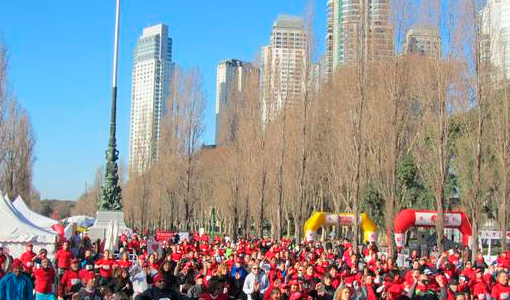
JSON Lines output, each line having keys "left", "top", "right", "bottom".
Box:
{"left": 394, "top": 209, "right": 472, "bottom": 247}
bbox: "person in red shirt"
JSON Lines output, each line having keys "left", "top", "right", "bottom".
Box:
{"left": 363, "top": 275, "right": 378, "bottom": 300}
{"left": 95, "top": 250, "right": 116, "bottom": 284}
{"left": 491, "top": 271, "right": 510, "bottom": 300}
{"left": 460, "top": 261, "right": 475, "bottom": 280}
{"left": 328, "top": 267, "right": 341, "bottom": 289}
{"left": 199, "top": 279, "right": 229, "bottom": 300}
{"left": 148, "top": 254, "right": 160, "bottom": 272}
{"left": 445, "top": 279, "right": 459, "bottom": 300}
{"left": 78, "top": 262, "right": 95, "bottom": 283}
{"left": 54, "top": 241, "right": 74, "bottom": 277}
{"left": 471, "top": 269, "right": 489, "bottom": 300}
{"left": 498, "top": 253, "right": 510, "bottom": 270}
{"left": 57, "top": 259, "right": 81, "bottom": 300}
{"left": 116, "top": 252, "right": 132, "bottom": 269}
{"left": 20, "top": 244, "right": 37, "bottom": 276}
{"left": 32, "top": 257, "right": 56, "bottom": 300}
{"left": 0, "top": 247, "right": 7, "bottom": 267}
{"left": 384, "top": 274, "right": 405, "bottom": 300}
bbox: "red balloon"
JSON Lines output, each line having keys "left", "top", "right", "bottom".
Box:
{"left": 51, "top": 224, "right": 65, "bottom": 237}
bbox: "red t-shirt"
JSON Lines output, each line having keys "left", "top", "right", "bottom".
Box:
{"left": 472, "top": 280, "right": 489, "bottom": 300}
{"left": 385, "top": 282, "right": 405, "bottom": 300}
{"left": 491, "top": 283, "right": 510, "bottom": 300}
{"left": 78, "top": 269, "right": 95, "bottom": 283}
{"left": 58, "top": 270, "right": 81, "bottom": 297}
{"left": 116, "top": 259, "right": 132, "bottom": 269}
{"left": 96, "top": 258, "right": 115, "bottom": 278}
{"left": 55, "top": 250, "right": 74, "bottom": 269}
{"left": 365, "top": 284, "right": 378, "bottom": 300}
{"left": 498, "top": 256, "right": 510, "bottom": 269}
{"left": 33, "top": 267, "right": 56, "bottom": 294}
{"left": 19, "top": 251, "right": 37, "bottom": 273}
{"left": 171, "top": 252, "right": 182, "bottom": 262}
{"left": 200, "top": 293, "right": 229, "bottom": 300}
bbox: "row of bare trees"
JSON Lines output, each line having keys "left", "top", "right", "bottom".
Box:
{"left": 71, "top": 0, "right": 510, "bottom": 255}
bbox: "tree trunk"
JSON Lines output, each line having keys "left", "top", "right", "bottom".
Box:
{"left": 258, "top": 168, "right": 267, "bottom": 238}
{"left": 276, "top": 152, "right": 284, "bottom": 240}
{"left": 243, "top": 194, "right": 250, "bottom": 238}
{"left": 435, "top": 185, "right": 445, "bottom": 253}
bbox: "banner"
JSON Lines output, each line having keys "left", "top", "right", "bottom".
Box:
{"left": 155, "top": 231, "right": 174, "bottom": 242}
{"left": 479, "top": 230, "right": 510, "bottom": 240}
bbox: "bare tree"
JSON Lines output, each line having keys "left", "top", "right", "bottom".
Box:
{"left": 453, "top": 0, "right": 493, "bottom": 256}
{"left": 178, "top": 68, "right": 206, "bottom": 230}
{"left": 0, "top": 41, "right": 36, "bottom": 202}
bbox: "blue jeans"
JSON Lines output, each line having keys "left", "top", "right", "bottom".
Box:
{"left": 36, "top": 293, "right": 56, "bottom": 300}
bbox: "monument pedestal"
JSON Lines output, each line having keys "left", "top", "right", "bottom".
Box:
{"left": 88, "top": 210, "right": 129, "bottom": 241}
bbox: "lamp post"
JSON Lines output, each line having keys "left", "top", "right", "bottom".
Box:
{"left": 99, "top": 0, "right": 122, "bottom": 211}
{"left": 210, "top": 207, "right": 216, "bottom": 237}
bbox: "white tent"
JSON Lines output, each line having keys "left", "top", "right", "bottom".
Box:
{"left": 12, "top": 196, "right": 58, "bottom": 230}
{"left": 0, "top": 194, "right": 56, "bottom": 259}
{"left": 65, "top": 215, "right": 95, "bottom": 228}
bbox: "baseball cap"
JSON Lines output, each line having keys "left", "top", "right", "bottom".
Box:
{"left": 11, "top": 259, "right": 22, "bottom": 269}
{"left": 153, "top": 273, "right": 165, "bottom": 282}
{"left": 289, "top": 280, "right": 299, "bottom": 286}
{"left": 195, "top": 274, "right": 204, "bottom": 281}
{"left": 289, "top": 292, "right": 303, "bottom": 300}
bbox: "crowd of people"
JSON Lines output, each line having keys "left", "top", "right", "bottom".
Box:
{"left": 0, "top": 232, "right": 509, "bottom": 300}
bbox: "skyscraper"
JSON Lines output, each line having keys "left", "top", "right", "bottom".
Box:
{"left": 260, "top": 15, "right": 307, "bottom": 123}
{"left": 327, "top": 0, "right": 393, "bottom": 74}
{"left": 404, "top": 26, "right": 441, "bottom": 58}
{"left": 480, "top": 0, "right": 510, "bottom": 79}
{"left": 129, "top": 24, "right": 173, "bottom": 174}
{"left": 366, "top": 0, "right": 393, "bottom": 61}
{"left": 215, "top": 59, "right": 259, "bottom": 146}
{"left": 325, "top": 0, "right": 335, "bottom": 78}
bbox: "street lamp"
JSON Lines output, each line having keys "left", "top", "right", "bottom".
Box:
{"left": 99, "top": 0, "right": 122, "bottom": 211}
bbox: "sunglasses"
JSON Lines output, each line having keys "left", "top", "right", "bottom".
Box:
{"left": 253, "top": 267, "right": 260, "bottom": 270}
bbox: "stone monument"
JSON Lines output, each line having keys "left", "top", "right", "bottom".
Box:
{"left": 88, "top": 0, "right": 129, "bottom": 241}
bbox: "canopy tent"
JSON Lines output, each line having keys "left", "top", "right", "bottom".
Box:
{"left": 0, "top": 193, "right": 56, "bottom": 259}
{"left": 64, "top": 215, "right": 95, "bottom": 228}
{"left": 12, "top": 196, "right": 58, "bottom": 230}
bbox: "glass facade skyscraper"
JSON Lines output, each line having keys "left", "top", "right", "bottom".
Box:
{"left": 260, "top": 15, "right": 307, "bottom": 124}
{"left": 481, "top": 0, "right": 510, "bottom": 80}
{"left": 129, "top": 24, "right": 173, "bottom": 174}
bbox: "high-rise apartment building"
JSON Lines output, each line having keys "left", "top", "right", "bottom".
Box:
{"left": 404, "top": 26, "right": 442, "bottom": 58}
{"left": 366, "top": 0, "right": 393, "bottom": 61}
{"left": 215, "top": 59, "right": 259, "bottom": 146}
{"left": 260, "top": 15, "right": 307, "bottom": 123}
{"left": 327, "top": 0, "right": 393, "bottom": 74}
{"left": 326, "top": 0, "right": 335, "bottom": 78}
{"left": 481, "top": 0, "right": 510, "bottom": 79}
{"left": 326, "top": 0, "right": 345, "bottom": 74}
{"left": 129, "top": 24, "right": 173, "bottom": 174}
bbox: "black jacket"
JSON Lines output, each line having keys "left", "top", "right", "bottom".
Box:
{"left": 135, "top": 286, "right": 189, "bottom": 300}
{"left": 109, "top": 276, "right": 134, "bottom": 298}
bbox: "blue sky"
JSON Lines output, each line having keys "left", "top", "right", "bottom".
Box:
{"left": 0, "top": 0, "right": 326, "bottom": 200}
